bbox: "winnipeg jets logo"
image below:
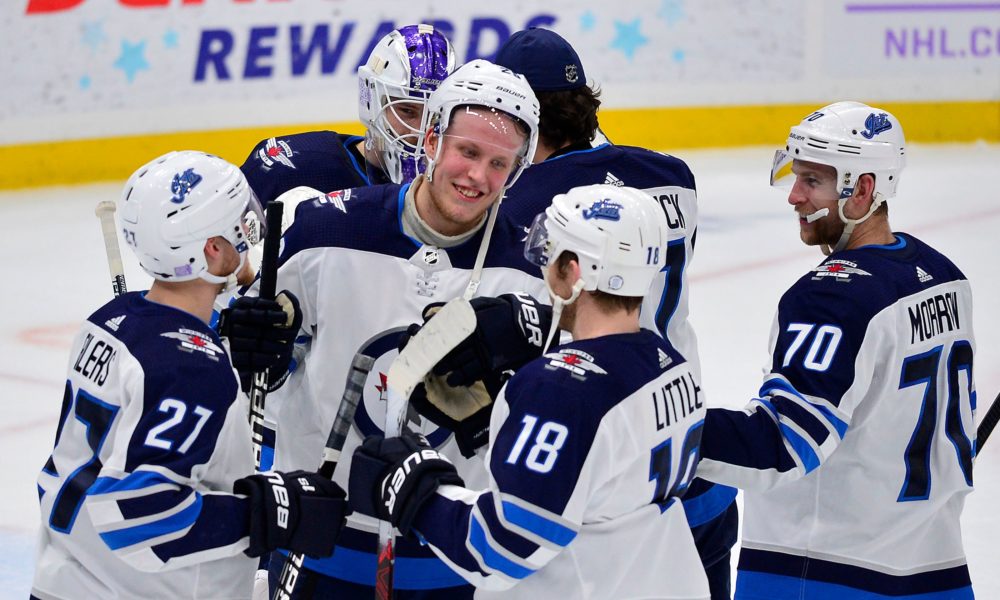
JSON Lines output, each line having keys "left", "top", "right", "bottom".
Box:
{"left": 861, "top": 112, "right": 892, "bottom": 139}
{"left": 545, "top": 349, "right": 608, "bottom": 380}
{"left": 258, "top": 138, "right": 296, "bottom": 169}
{"left": 316, "top": 189, "right": 349, "bottom": 213}
{"left": 170, "top": 169, "right": 202, "bottom": 204}
{"left": 811, "top": 259, "right": 872, "bottom": 282}
{"left": 582, "top": 199, "right": 622, "bottom": 221}
{"left": 161, "top": 329, "right": 223, "bottom": 360}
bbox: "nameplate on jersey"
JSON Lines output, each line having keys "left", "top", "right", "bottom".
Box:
{"left": 161, "top": 329, "right": 223, "bottom": 361}
{"left": 73, "top": 332, "right": 117, "bottom": 387}
{"left": 642, "top": 186, "right": 693, "bottom": 232}
{"left": 908, "top": 291, "right": 962, "bottom": 344}
{"left": 810, "top": 259, "right": 871, "bottom": 283}
{"left": 544, "top": 349, "right": 607, "bottom": 381}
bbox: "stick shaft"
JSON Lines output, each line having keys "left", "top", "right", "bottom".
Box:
{"left": 95, "top": 201, "right": 127, "bottom": 297}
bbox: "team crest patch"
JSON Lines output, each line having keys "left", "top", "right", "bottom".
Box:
{"left": 811, "top": 259, "right": 871, "bottom": 282}
{"left": 161, "top": 329, "right": 223, "bottom": 361}
{"left": 315, "top": 189, "right": 350, "bottom": 213}
{"left": 861, "top": 112, "right": 892, "bottom": 139}
{"left": 544, "top": 349, "right": 607, "bottom": 380}
{"left": 170, "top": 168, "right": 202, "bottom": 204}
{"left": 582, "top": 199, "right": 623, "bottom": 221}
{"left": 258, "top": 138, "right": 296, "bottom": 169}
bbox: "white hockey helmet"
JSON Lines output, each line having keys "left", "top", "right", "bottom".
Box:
{"left": 423, "top": 59, "right": 540, "bottom": 188}
{"left": 118, "top": 150, "right": 264, "bottom": 285}
{"left": 358, "top": 24, "right": 456, "bottom": 184}
{"left": 524, "top": 184, "right": 670, "bottom": 297}
{"left": 771, "top": 101, "right": 906, "bottom": 201}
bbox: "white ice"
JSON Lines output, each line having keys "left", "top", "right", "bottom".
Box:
{"left": 1, "top": 144, "right": 997, "bottom": 597}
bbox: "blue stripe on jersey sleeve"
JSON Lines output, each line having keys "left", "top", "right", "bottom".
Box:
{"left": 476, "top": 495, "right": 539, "bottom": 559}
{"left": 760, "top": 378, "right": 848, "bottom": 439}
{"left": 500, "top": 501, "right": 577, "bottom": 547}
{"left": 100, "top": 493, "right": 202, "bottom": 550}
{"left": 682, "top": 482, "right": 738, "bottom": 528}
{"left": 768, "top": 412, "right": 821, "bottom": 475}
{"left": 90, "top": 471, "right": 179, "bottom": 495}
{"left": 469, "top": 516, "right": 534, "bottom": 580}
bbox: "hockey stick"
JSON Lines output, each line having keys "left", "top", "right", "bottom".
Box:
{"left": 248, "top": 201, "right": 284, "bottom": 470}
{"left": 95, "top": 201, "right": 127, "bottom": 297}
{"left": 375, "top": 298, "right": 478, "bottom": 600}
{"left": 270, "top": 331, "right": 385, "bottom": 600}
{"left": 977, "top": 390, "right": 1000, "bottom": 452}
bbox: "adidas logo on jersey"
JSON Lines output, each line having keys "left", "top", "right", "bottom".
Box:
{"left": 658, "top": 348, "right": 673, "bottom": 369}
{"left": 104, "top": 315, "right": 126, "bottom": 331}
{"left": 604, "top": 172, "right": 624, "bottom": 186}
{"left": 916, "top": 266, "right": 933, "bottom": 283}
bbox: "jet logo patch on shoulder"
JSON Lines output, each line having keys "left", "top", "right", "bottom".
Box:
{"left": 315, "top": 189, "right": 350, "bottom": 213}
{"left": 811, "top": 259, "right": 871, "bottom": 283}
{"left": 545, "top": 349, "right": 608, "bottom": 381}
{"left": 258, "top": 138, "right": 296, "bottom": 170}
{"left": 161, "top": 329, "right": 223, "bottom": 361}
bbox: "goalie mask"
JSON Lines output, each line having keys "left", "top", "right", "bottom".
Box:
{"left": 770, "top": 101, "right": 906, "bottom": 253}
{"left": 358, "top": 24, "right": 455, "bottom": 184}
{"left": 423, "top": 59, "right": 540, "bottom": 189}
{"left": 524, "top": 184, "right": 670, "bottom": 348}
{"left": 118, "top": 150, "right": 264, "bottom": 287}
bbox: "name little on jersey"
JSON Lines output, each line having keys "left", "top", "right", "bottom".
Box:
{"left": 909, "top": 291, "right": 962, "bottom": 344}
{"left": 652, "top": 371, "right": 702, "bottom": 430}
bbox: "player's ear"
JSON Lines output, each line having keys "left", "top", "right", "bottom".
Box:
{"left": 203, "top": 236, "right": 226, "bottom": 267}
{"left": 424, "top": 125, "right": 439, "bottom": 156}
{"left": 852, "top": 173, "right": 877, "bottom": 209}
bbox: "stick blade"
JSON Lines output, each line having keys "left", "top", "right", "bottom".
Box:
{"left": 384, "top": 298, "right": 476, "bottom": 436}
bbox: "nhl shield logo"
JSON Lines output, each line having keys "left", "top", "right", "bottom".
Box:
{"left": 423, "top": 249, "right": 440, "bottom": 265}
{"left": 565, "top": 64, "right": 579, "bottom": 84}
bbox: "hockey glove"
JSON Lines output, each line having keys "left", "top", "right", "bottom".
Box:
{"left": 409, "top": 371, "right": 507, "bottom": 458}
{"left": 403, "top": 293, "right": 551, "bottom": 388}
{"left": 234, "top": 470, "right": 350, "bottom": 559}
{"left": 218, "top": 290, "right": 302, "bottom": 387}
{"left": 349, "top": 431, "right": 464, "bottom": 536}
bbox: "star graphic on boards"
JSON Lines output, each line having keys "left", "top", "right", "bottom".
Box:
{"left": 82, "top": 21, "right": 106, "bottom": 51}
{"left": 163, "top": 29, "right": 179, "bottom": 49}
{"left": 113, "top": 39, "right": 150, "bottom": 84}
{"left": 610, "top": 18, "right": 648, "bottom": 61}
{"left": 580, "top": 11, "right": 597, "bottom": 31}
{"left": 658, "top": 0, "right": 686, "bottom": 26}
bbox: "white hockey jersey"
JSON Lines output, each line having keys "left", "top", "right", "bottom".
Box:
{"left": 262, "top": 182, "right": 549, "bottom": 588}
{"left": 33, "top": 292, "right": 256, "bottom": 600}
{"left": 697, "top": 233, "right": 976, "bottom": 599}
{"left": 413, "top": 329, "right": 710, "bottom": 599}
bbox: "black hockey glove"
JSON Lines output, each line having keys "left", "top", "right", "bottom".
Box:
{"left": 349, "top": 431, "right": 464, "bottom": 536}
{"left": 218, "top": 291, "right": 302, "bottom": 387}
{"left": 400, "top": 293, "right": 552, "bottom": 387}
{"left": 234, "top": 470, "right": 350, "bottom": 559}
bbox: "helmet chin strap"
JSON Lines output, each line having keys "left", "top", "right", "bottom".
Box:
{"left": 824, "top": 190, "right": 885, "bottom": 255}
{"left": 542, "top": 269, "right": 586, "bottom": 352}
{"left": 199, "top": 250, "right": 246, "bottom": 294}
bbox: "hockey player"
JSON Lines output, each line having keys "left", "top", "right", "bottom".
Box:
{"left": 406, "top": 27, "right": 737, "bottom": 597}
{"left": 349, "top": 184, "right": 711, "bottom": 599}
{"left": 696, "top": 102, "right": 978, "bottom": 599}
{"left": 223, "top": 61, "right": 548, "bottom": 598}
{"left": 240, "top": 24, "right": 456, "bottom": 202}
{"left": 31, "top": 151, "right": 349, "bottom": 600}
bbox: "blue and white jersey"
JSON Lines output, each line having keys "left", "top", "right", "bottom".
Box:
{"left": 503, "top": 142, "right": 736, "bottom": 543}
{"left": 504, "top": 142, "right": 700, "bottom": 394}
{"left": 413, "top": 330, "right": 710, "bottom": 599}
{"left": 33, "top": 292, "right": 256, "bottom": 600}
{"left": 697, "top": 233, "right": 977, "bottom": 599}
{"left": 240, "top": 130, "right": 382, "bottom": 205}
{"left": 262, "top": 180, "right": 548, "bottom": 589}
